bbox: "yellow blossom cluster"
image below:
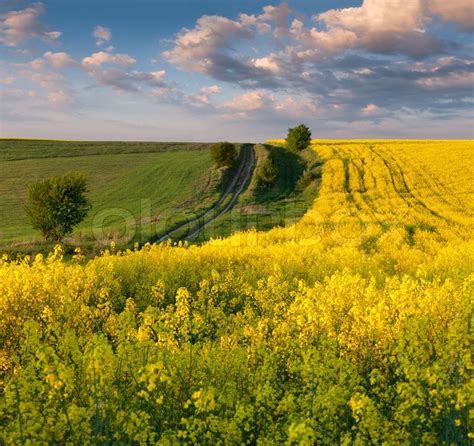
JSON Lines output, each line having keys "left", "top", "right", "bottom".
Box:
{"left": 0, "top": 140, "right": 473, "bottom": 444}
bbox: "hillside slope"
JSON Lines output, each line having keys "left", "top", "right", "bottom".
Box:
{"left": 194, "top": 143, "right": 323, "bottom": 242}
{"left": 0, "top": 140, "right": 218, "bottom": 253}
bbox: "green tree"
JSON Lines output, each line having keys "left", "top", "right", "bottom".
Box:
{"left": 258, "top": 158, "right": 277, "bottom": 187}
{"left": 286, "top": 124, "right": 312, "bottom": 152}
{"left": 210, "top": 142, "right": 237, "bottom": 167}
{"left": 24, "top": 172, "right": 91, "bottom": 242}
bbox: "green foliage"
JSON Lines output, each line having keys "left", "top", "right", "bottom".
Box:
{"left": 0, "top": 140, "right": 216, "bottom": 251}
{"left": 258, "top": 160, "right": 277, "bottom": 187}
{"left": 210, "top": 142, "right": 237, "bottom": 167}
{"left": 286, "top": 124, "right": 312, "bottom": 152}
{"left": 201, "top": 144, "right": 322, "bottom": 242}
{"left": 24, "top": 172, "right": 91, "bottom": 242}
{"left": 255, "top": 146, "right": 278, "bottom": 188}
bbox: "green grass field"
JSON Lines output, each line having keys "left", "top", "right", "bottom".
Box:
{"left": 195, "top": 144, "right": 322, "bottom": 242}
{"left": 0, "top": 139, "right": 321, "bottom": 255}
{"left": 0, "top": 140, "right": 218, "bottom": 253}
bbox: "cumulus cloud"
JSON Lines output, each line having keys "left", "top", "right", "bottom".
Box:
{"left": 151, "top": 86, "right": 214, "bottom": 108}
{"left": 14, "top": 58, "right": 75, "bottom": 108}
{"left": 80, "top": 50, "right": 169, "bottom": 92}
{"left": 3, "top": 1, "right": 473, "bottom": 134}
{"left": 93, "top": 26, "right": 112, "bottom": 46}
{"left": 44, "top": 51, "right": 76, "bottom": 69}
{"left": 361, "top": 103, "right": 380, "bottom": 115}
{"left": 161, "top": 1, "right": 461, "bottom": 99}
{"left": 159, "top": 1, "right": 473, "bottom": 125}
{"left": 305, "top": 0, "right": 442, "bottom": 58}
{"left": 222, "top": 90, "right": 317, "bottom": 118}
{"left": 0, "top": 76, "right": 15, "bottom": 85}
{"left": 295, "top": 0, "right": 473, "bottom": 59}
{"left": 224, "top": 90, "right": 267, "bottom": 111}
{"left": 0, "top": 2, "right": 61, "bottom": 47}
{"left": 82, "top": 51, "right": 136, "bottom": 68}
{"left": 427, "top": 0, "right": 474, "bottom": 31}
{"left": 85, "top": 68, "right": 169, "bottom": 92}
{"left": 47, "top": 89, "right": 73, "bottom": 107}
{"left": 162, "top": 15, "right": 252, "bottom": 73}
{"left": 28, "top": 58, "right": 44, "bottom": 70}
{"left": 240, "top": 3, "right": 292, "bottom": 37}
{"left": 252, "top": 54, "right": 281, "bottom": 73}
{"left": 417, "top": 71, "right": 474, "bottom": 90}
{"left": 272, "top": 96, "right": 318, "bottom": 117}
{"left": 200, "top": 85, "right": 221, "bottom": 94}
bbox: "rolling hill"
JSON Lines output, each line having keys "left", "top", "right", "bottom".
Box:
{"left": 1, "top": 140, "right": 472, "bottom": 444}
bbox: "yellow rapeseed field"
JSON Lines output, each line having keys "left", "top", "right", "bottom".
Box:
{"left": 1, "top": 140, "right": 473, "bottom": 444}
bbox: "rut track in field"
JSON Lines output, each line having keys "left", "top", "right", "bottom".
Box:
{"left": 185, "top": 144, "right": 255, "bottom": 242}
{"left": 155, "top": 144, "right": 255, "bottom": 244}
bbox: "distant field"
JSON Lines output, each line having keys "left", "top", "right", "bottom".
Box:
{"left": 0, "top": 139, "right": 216, "bottom": 250}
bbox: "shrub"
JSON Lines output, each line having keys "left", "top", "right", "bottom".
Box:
{"left": 258, "top": 157, "right": 277, "bottom": 187}
{"left": 286, "top": 124, "right": 311, "bottom": 152}
{"left": 210, "top": 142, "right": 237, "bottom": 167}
{"left": 24, "top": 172, "right": 91, "bottom": 242}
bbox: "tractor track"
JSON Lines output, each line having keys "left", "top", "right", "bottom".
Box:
{"left": 155, "top": 144, "right": 255, "bottom": 244}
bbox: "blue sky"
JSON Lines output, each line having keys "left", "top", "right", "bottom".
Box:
{"left": 1, "top": 0, "right": 473, "bottom": 141}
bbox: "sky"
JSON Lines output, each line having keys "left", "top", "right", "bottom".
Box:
{"left": 0, "top": 0, "right": 473, "bottom": 141}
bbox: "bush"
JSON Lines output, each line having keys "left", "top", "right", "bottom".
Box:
{"left": 24, "top": 172, "right": 91, "bottom": 242}
{"left": 258, "top": 158, "right": 277, "bottom": 187}
{"left": 210, "top": 142, "right": 237, "bottom": 167}
{"left": 286, "top": 124, "right": 311, "bottom": 152}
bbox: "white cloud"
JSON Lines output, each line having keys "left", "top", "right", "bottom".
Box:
{"left": 361, "top": 103, "right": 380, "bottom": 115}
{"left": 44, "top": 51, "right": 76, "bottom": 69}
{"left": 427, "top": 0, "right": 474, "bottom": 30}
{"left": 22, "top": 70, "right": 65, "bottom": 89}
{"left": 417, "top": 71, "right": 474, "bottom": 90}
{"left": 297, "top": 0, "right": 473, "bottom": 58}
{"left": 222, "top": 90, "right": 318, "bottom": 118}
{"left": 151, "top": 86, "right": 212, "bottom": 108}
{"left": 29, "top": 58, "right": 45, "bottom": 70}
{"left": 223, "top": 90, "right": 266, "bottom": 111}
{"left": 240, "top": 3, "right": 291, "bottom": 37}
{"left": 81, "top": 59, "right": 168, "bottom": 92}
{"left": 47, "top": 89, "right": 73, "bottom": 107}
{"left": 93, "top": 26, "right": 112, "bottom": 46}
{"left": 272, "top": 96, "right": 317, "bottom": 117}
{"left": 258, "top": 3, "right": 292, "bottom": 37}
{"left": 302, "top": 0, "right": 438, "bottom": 58}
{"left": 239, "top": 14, "right": 271, "bottom": 34}
{"left": 162, "top": 15, "right": 251, "bottom": 73}
{"left": 82, "top": 51, "right": 136, "bottom": 68}
{"left": 0, "top": 76, "right": 15, "bottom": 85}
{"left": 13, "top": 60, "right": 75, "bottom": 109}
{"left": 0, "top": 3, "right": 62, "bottom": 46}
{"left": 252, "top": 55, "right": 280, "bottom": 73}
{"left": 200, "top": 85, "right": 221, "bottom": 94}
{"left": 150, "top": 70, "right": 166, "bottom": 82}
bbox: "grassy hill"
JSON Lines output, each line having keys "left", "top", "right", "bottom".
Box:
{"left": 195, "top": 143, "right": 323, "bottom": 242}
{"left": 0, "top": 139, "right": 220, "bottom": 253}
{"left": 1, "top": 139, "right": 323, "bottom": 254}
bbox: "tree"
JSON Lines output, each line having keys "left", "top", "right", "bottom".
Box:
{"left": 210, "top": 142, "right": 237, "bottom": 167}
{"left": 258, "top": 158, "right": 277, "bottom": 187}
{"left": 286, "top": 124, "right": 312, "bottom": 152}
{"left": 24, "top": 172, "right": 91, "bottom": 242}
